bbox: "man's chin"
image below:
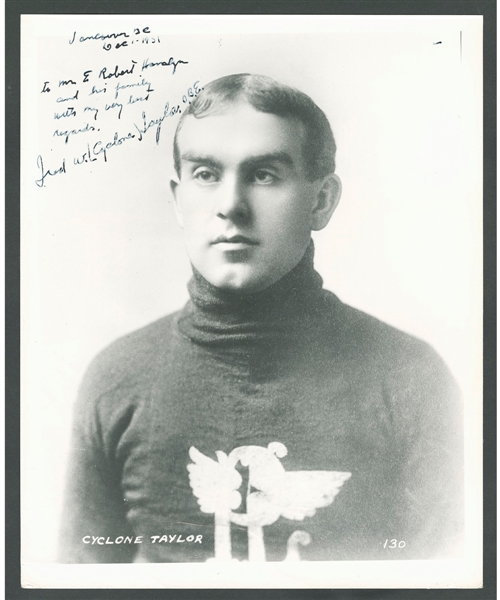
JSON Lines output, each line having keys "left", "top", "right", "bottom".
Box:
{"left": 199, "top": 255, "right": 305, "bottom": 295}
{"left": 213, "top": 278, "right": 269, "bottom": 296}
{"left": 205, "top": 267, "right": 276, "bottom": 296}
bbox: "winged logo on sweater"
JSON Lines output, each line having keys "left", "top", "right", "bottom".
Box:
{"left": 187, "top": 442, "right": 351, "bottom": 562}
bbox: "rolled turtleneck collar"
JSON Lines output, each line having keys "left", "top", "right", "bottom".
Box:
{"left": 176, "top": 241, "right": 331, "bottom": 350}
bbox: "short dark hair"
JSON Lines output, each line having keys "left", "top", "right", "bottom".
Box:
{"left": 173, "top": 73, "right": 337, "bottom": 181}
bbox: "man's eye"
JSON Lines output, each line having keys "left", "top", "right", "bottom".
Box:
{"left": 194, "top": 169, "right": 218, "bottom": 184}
{"left": 253, "top": 170, "right": 276, "bottom": 184}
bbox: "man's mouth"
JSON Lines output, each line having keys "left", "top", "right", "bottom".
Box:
{"left": 211, "top": 234, "right": 259, "bottom": 248}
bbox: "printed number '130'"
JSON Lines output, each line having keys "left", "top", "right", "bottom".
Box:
{"left": 383, "top": 539, "right": 406, "bottom": 549}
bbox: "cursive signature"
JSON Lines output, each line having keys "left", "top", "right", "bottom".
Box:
{"left": 35, "top": 155, "right": 66, "bottom": 187}
{"left": 133, "top": 102, "right": 181, "bottom": 143}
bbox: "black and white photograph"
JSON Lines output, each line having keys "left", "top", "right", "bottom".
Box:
{"left": 20, "top": 13, "right": 483, "bottom": 589}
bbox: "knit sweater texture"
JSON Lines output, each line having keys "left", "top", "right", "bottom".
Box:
{"left": 59, "top": 244, "right": 463, "bottom": 563}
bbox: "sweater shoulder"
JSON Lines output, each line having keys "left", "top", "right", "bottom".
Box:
{"left": 341, "top": 301, "right": 430, "bottom": 352}
{"left": 327, "top": 296, "right": 462, "bottom": 426}
{"left": 326, "top": 293, "right": 454, "bottom": 378}
{"left": 79, "top": 311, "right": 181, "bottom": 402}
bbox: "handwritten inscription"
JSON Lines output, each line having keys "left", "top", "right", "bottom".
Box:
{"left": 134, "top": 101, "right": 181, "bottom": 143}
{"left": 182, "top": 81, "right": 202, "bottom": 105}
{"left": 69, "top": 26, "right": 156, "bottom": 52}
{"left": 36, "top": 25, "right": 199, "bottom": 187}
{"left": 84, "top": 106, "right": 99, "bottom": 120}
{"left": 99, "top": 61, "right": 137, "bottom": 80}
{"left": 56, "top": 91, "right": 79, "bottom": 103}
{"left": 35, "top": 155, "right": 66, "bottom": 188}
{"left": 53, "top": 122, "right": 96, "bottom": 144}
{"left": 54, "top": 107, "right": 77, "bottom": 119}
{"left": 142, "top": 57, "right": 188, "bottom": 75}
{"left": 114, "top": 78, "right": 154, "bottom": 99}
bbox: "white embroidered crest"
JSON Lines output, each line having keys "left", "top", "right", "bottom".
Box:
{"left": 187, "top": 442, "right": 351, "bottom": 562}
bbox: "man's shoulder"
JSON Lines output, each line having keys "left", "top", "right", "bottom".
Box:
{"left": 329, "top": 293, "right": 452, "bottom": 377}
{"left": 79, "top": 310, "right": 181, "bottom": 401}
{"left": 338, "top": 299, "right": 427, "bottom": 349}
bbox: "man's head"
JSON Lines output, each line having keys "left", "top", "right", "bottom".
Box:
{"left": 171, "top": 73, "right": 342, "bottom": 294}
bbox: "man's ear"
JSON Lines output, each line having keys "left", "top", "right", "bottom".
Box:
{"left": 310, "top": 174, "right": 342, "bottom": 231}
{"left": 170, "top": 177, "right": 184, "bottom": 228}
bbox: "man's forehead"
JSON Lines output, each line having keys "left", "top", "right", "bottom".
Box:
{"left": 176, "top": 103, "right": 306, "bottom": 163}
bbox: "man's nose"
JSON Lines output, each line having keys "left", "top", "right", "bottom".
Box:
{"left": 215, "top": 175, "right": 250, "bottom": 222}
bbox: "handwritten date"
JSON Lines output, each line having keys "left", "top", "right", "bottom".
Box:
{"left": 69, "top": 27, "right": 155, "bottom": 52}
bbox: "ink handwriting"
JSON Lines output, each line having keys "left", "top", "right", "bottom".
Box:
{"left": 141, "top": 57, "right": 188, "bottom": 75}
{"left": 114, "top": 78, "right": 154, "bottom": 100}
{"left": 53, "top": 122, "right": 95, "bottom": 144}
{"left": 36, "top": 24, "right": 197, "bottom": 187}
{"left": 35, "top": 155, "right": 66, "bottom": 188}
{"left": 133, "top": 101, "right": 181, "bottom": 143}
{"left": 104, "top": 101, "right": 123, "bottom": 119}
{"left": 83, "top": 106, "right": 99, "bottom": 120}
{"left": 70, "top": 30, "right": 130, "bottom": 45}
{"left": 54, "top": 107, "right": 77, "bottom": 119}
{"left": 89, "top": 85, "right": 106, "bottom": 95}
{"left": 99, "top": 61, "right": 137, "bottom": 80}
{"left": 128, "top": 94, "right": 149, "bottom": 105}
{"left": 90, "top": 131, "right": 136, "bottom": 162}
{"left": 69, "top": 26, "right": 154, "bottom": 52}
{"left": 57, "top": 91, "right": 79, "bottom": 103}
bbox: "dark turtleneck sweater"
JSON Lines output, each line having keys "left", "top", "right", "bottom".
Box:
{"left": 60, "top": 244, "right": 463, "bottom": 563}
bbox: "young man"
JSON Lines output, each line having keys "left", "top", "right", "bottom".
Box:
{"left": 60, "top": 74, "right": 463, "bottom": 563}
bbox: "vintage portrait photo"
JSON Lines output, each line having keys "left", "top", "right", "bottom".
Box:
{"left": 19, "top": 13, "right": 483, "bottom": 589}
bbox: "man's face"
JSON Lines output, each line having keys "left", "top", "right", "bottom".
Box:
{"left": 171, "top": 101, "right": 338, "bottom": 294}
